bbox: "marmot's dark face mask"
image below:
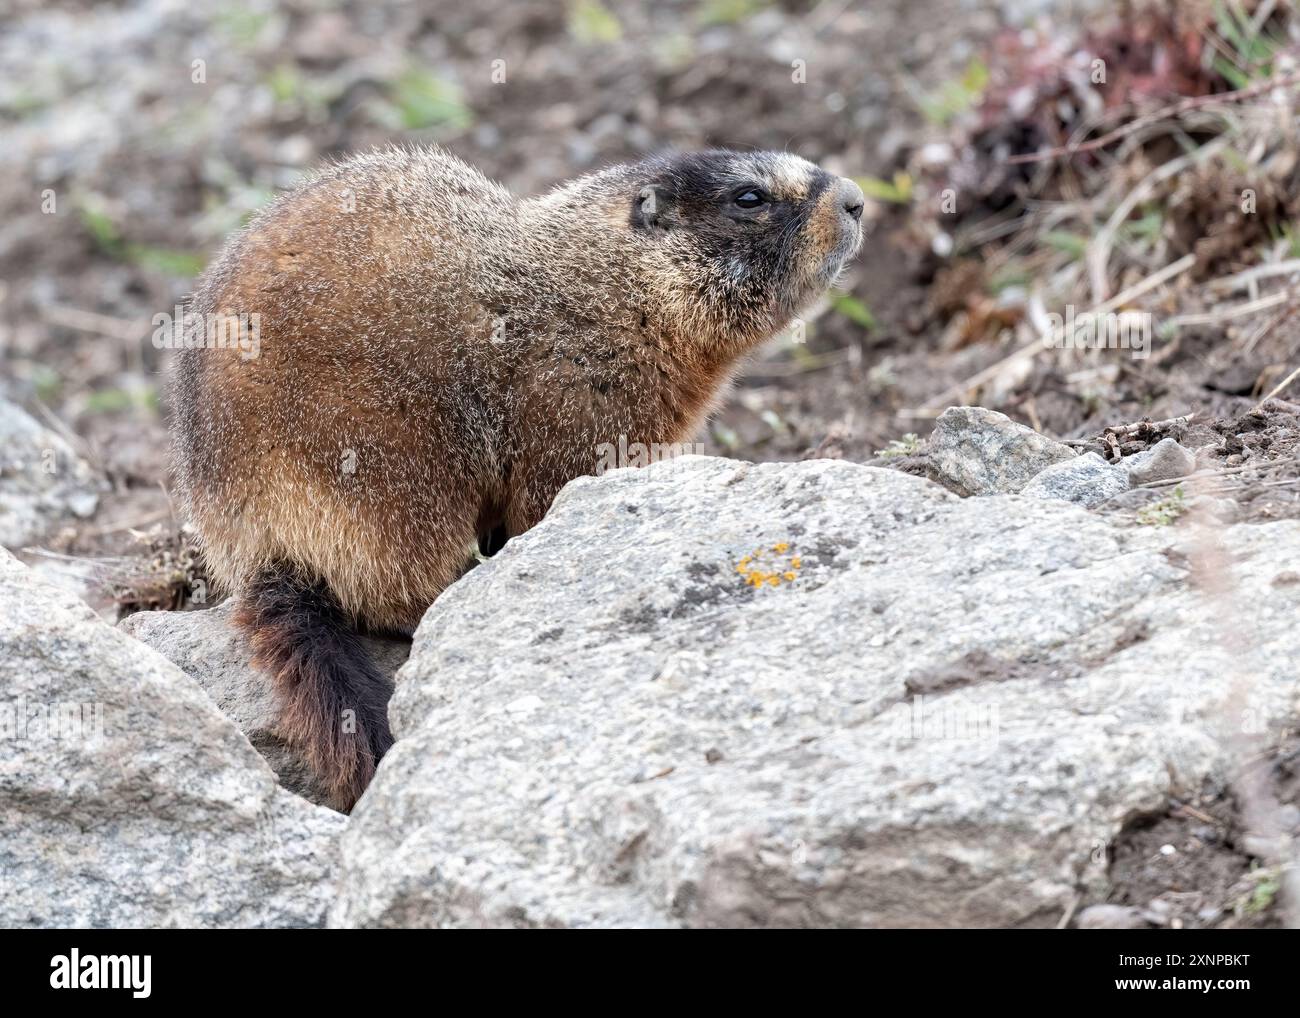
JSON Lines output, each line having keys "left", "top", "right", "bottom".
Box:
{"left": 631, "top": 150, "right": 864, "bottom": 337}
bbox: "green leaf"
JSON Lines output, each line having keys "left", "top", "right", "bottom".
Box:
{"left": 856, "top": 172, "right": 912, "bottom": 205}
{"left": 1137, "top": 486, "right": 1187, "bottom": 526}
{"left": 388, "top": 69, "right": 473, "bottom": 132}
{"left": 214, "top": 8, "right": 272, "bottom": 48}
{"left": 126, "top": 244, "right": 207, "bottom": 277}
{"left": 76, "top": 201, "right": 122, "bottom": 253}
{"left": 1212, "top": 54, "right": 1252, "bottom": 91}
{"left": 1043, "top": 231, "right": 1089, "bottom": 259}
{"left": 831, "top": 294, "right": 876, "bottom": 330}
{"left": 913, "top": 57, "right": 989, "bottom": 125}
{"left": 696, "top": 0, "right": 766, "bottom": 27}
{"left": 875, "top": 433, "right": 922, "bottom": 458}
{"left": 569, "top": 0, "right": 622, "bottom": 44}
{"left": 267, "top": 64, "right": 302, "bottom": 104}
{"left": 961, "top": 57, "right": 989, "bottom": 95}
{"left": 85, "top": 386, "right": 156, "bottom": 415}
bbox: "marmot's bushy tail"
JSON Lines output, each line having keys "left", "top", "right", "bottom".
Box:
{"left": 234, "top": 564, "right": 394, "bottom": 811}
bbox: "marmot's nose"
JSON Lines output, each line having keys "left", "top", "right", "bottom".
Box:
{"left": 838, "top": 178, "right": 865, "bottom": 221}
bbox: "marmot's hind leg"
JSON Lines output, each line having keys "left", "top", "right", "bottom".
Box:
{"left": 233, "top": 563, "right": 394, "bottom": 810}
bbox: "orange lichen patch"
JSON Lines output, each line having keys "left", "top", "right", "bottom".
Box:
{"left": 734, "top": 541, "right": 802, "bottom": 590}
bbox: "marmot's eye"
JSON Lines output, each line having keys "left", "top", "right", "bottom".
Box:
{"left": 733, "top": 189, "right": 770, "bottom": 209}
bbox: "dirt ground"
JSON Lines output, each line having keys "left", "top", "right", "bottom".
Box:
{"left": 1098, "top": 737, "right": 1300, "bottom": 929}
{"left": 0, "top": 0, "right": 1016, "bottom": 569}
{"left": 3, "top": 0, "right": 1299, "bottom": 927}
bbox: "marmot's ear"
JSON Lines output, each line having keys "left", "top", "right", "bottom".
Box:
{"left": 631, "top": 185, "right": 665, "bottom": 230}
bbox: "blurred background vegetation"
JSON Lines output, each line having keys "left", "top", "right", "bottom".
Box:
{"left": 8, "top": 0, "right": 1300, "bottom": 598}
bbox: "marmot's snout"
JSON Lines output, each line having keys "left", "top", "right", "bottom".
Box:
{"left": 837, "top": 177, "right": 865, "bottom": 223}
{"left": 830, "top": 175, "right": 866, "bottom": 263}
{"left": 804, "top": 174, "right": 865, "bottom": 289}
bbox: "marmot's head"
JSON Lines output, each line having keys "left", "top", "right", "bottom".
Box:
{"left": 626, "top": 149, "right": 864, "bottom": 348}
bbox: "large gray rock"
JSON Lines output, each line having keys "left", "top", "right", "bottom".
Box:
{"left": 0, "top": 398, "right": 104, "bottom": 549}
{"left": 0, "top": 549, "right": 343, "bottom": 927}
{"left": 928, "top": 405, "right": 1076, "bottom": 496}
{"left": 120, "top": 602, "right": 410, "bottom": 808}
{"left": 331, "top": 456, "right": 1300, "bottom": 928}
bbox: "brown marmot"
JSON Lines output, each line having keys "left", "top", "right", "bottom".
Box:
{"left": 169, "top": 146, "right": 864, "bottom": 808}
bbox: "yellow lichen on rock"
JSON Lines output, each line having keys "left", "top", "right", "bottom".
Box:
{"left": 733, "top": 542, "right": 803, "bottom": 590}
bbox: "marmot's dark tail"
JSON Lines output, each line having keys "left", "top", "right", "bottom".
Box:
{"left": 233, "top": 564, "right": 394, "bottom": 811}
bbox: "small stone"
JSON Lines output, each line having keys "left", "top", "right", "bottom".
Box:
{"left": 1121, "top": 438, "right": 1196, "bottom": 486}
{"left": 927, "top": 406, "right": 1077, "bottom": 496}
{"left": 1021, "top": 452, "right": 1131, "bottom": 508}
{"left": 1241, "top": 834, "right": 1287, "bottom": 859}
{"left": 1076, "top": 904, "right": 1147, "bottom": 929}
{"left": 1102, "top": 487, "right": 1166, "bottom": 511}
{"left": 0, "top": 397, "right": 106, "bottom": 549}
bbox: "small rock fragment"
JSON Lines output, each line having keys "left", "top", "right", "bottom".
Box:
{"left": 1121, "top": 438, "right": 1196, "bottom": 486}
{"left": 1240, "top": 834, "right": 1288, "bottom": 859}
{"left": 0, "top": 398, "right": 105, "bottom": 549}
{"left": 928, "top": 406, "right": 1076, "bottom": 496}
{"left": 1021, "top": 452, "right": 1131, "bottom": 508}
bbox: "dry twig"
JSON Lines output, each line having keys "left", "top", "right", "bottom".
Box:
{"left": 1006, "top": 69, "right": 1300, "bottom": 165}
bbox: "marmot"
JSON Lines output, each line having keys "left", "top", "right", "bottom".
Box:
{"left": 170, "top": 146, "right": 864, "bottom": 808}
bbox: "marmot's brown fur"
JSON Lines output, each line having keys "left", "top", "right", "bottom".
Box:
{"left": 170, "top": 146, "right": 864, "bottom": 808}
